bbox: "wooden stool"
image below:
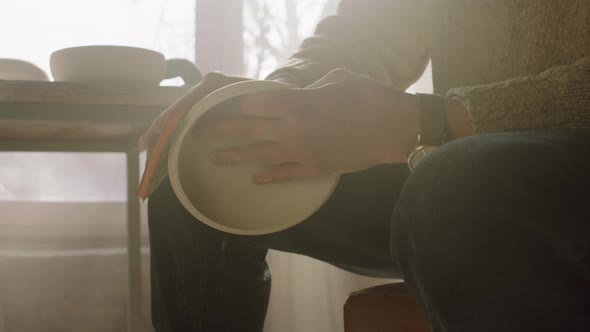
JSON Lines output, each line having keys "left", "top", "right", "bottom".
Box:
{"left": 344, "top": 282, "right": 431, "bottom": 332}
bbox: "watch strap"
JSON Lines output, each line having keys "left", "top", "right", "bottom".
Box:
{"left": 416, "top": 93, "right": 447, "bottom": 146}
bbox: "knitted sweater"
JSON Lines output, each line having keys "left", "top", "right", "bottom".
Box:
{"left": 267, "top": 0, "right": 590, "bottom": 134}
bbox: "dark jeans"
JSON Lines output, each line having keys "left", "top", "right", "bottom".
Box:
{"left": 148, "top": 131, "right": 590, "bottom": 332}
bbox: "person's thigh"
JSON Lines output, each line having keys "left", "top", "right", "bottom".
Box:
{"left": 392, "top": 131, "right": 590, "bottom": 332}
{"left": 242, "top": 163, "right": 410, "bottom": 278}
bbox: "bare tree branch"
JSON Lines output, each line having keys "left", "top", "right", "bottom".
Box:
{"left": 244, "top": 0, "right": 330, "bottom": 78}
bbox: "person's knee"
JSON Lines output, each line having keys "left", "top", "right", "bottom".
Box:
{"left": 392, "top": 131, "right": 585, "bottom": 271}
{"left": 397, "top": 132, "right": 547, "bottom": 218}
{"left": 147, "top": 176, "right": 223, "bottom": 244}
{"left": 393, "top": 132, "right": 590, "bottom": 330}
{"left": 390, "top": 135, "right": 525, "bottom": 311}
{"left": 149, "top": 177, "right": 176, "bottom": 205}
{"left": 397, "top": 134, "right": 497, "bottom": 215}
{"left": 392, "top": 134, "right": 534, "bottom": 261}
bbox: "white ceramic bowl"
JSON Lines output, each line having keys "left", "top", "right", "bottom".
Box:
{"left": 168, "top": 80, "right": 340, "bottom": 235}
{"left": 0, "top": 59, "right": 48, "bottom": 81}
{"left": 50, "top": 45, "right": 166, "bottom": 84}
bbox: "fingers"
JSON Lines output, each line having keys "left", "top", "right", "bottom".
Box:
{"left": 138, "top": 73, "right": 248, "bottom": 149}
{"left": 195, "top": 116, "right": 295, "bottom": 141}
{"left": 212, "top": 142, "right": 308, "bottom": 166}
{"left": 138, "top": 110, "right": 173, "bottom": 149}
{"left": 140, "top": 70, "right": 363, "bottom": 149}
{"left": 237, "top": 69, "right": 367, "bottom": 120}
{"left": 139, "top": 85, "right": 210, "bottom": 149}
{"left": 212, "top": 142, "right": 324, "bottom": 185}
{"left": 231, "top": 69, "right": 363, "bottom": 128}
{"left": 239, "top": 89, "right": 302, "bottom": 119}
{"left": 251, "top": 162, "right": 320, "bottom": 184}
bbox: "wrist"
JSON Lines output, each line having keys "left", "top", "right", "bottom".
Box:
{"left": 405, "top": 93, "right": 447, "bottom": 170}
{"left": 444, "top": 98, "right": 473, "bottom": 140}
{"left": 380, "top": 91, "right": 420, "bottom": 164}
{"left": 400, "top": 93, "right": 421, "bottom": 159}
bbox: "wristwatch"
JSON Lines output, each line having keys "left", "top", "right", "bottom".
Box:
{"left": 407, "top": 93, "right": 447, "bottom": 171}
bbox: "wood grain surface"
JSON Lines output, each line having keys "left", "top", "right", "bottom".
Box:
{"left": 0, "top": 80, "right": 191, "bottom": 106}
{"left": 0, "top": 81, "right": 192, "bottom": 142}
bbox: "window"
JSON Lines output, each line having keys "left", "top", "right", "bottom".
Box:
{"left": 244, "top": 0, "right": 336, "bottom": 78}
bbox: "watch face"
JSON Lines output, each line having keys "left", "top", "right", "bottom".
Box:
{"left": 408, "top": 146, "right": 438, "bottom": 170}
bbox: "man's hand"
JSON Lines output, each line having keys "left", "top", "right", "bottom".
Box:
{"left": 194, "top": 69, "right": 422, "bottom": 184}
{"left": 139, "top": 73, "right": 249, "bottom": 149}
